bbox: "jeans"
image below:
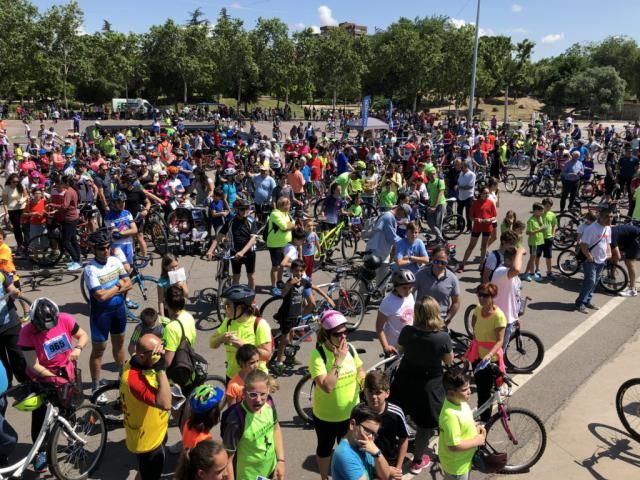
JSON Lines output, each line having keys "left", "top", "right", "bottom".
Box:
{"left": 575, "top": 261, "right": 605, "bottom": 307}
{"left": 61, "top": 220, "right": 81, "bottom": 263}
{"left": 0, "top": 397, "right": 17, "bottom": 459}
{"left": 427, "top": 204, "right": 445, "bottom": 243}
{"left": 503, "top": 322, "right": 517, "bottom": 353}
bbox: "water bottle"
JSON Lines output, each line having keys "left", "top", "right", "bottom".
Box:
{"left": 473, "top": 357, "right": 491, "bottom": 374}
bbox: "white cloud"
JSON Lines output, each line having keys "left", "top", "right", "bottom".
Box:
{"left": 450, "top": 18, "right": 467, "bottom": 29}
{"left": 310, "top": 25, "right": 321, "bottom": 34}
{"left": 318, "top": 5, "right": 338, "bottom": 27}
{"left": 541, "top": 32, "right": 565, "bottom": 44}
{"left": 76, "top": 24, "right": 88, "bottom": 36}
{"left": 511, "top": 4, "right": 522, "bottom": 12}
{"left": 292, "top": 22, "right": 306, "bottom": 31}
{"left": 228, "top": 2, "right": 244, "bottom": 9}
{"left": 450, "top": 18, "right": 493, "bottom": 36}
{"left": 505, "top": 27, "right": 527, "bottom": 34}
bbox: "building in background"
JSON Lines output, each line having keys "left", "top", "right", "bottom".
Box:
{"left": 320, "top": 22, "right": 367, "bottom": 37}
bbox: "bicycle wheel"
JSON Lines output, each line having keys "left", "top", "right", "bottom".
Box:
{"left": 599, "top": 262, "right": 628, "bottom": 294}
{"left": 553, "top": 227, "right": 578, "bottom": 250}
{"left": 442, "top": 214, "right": 466, "bottom": 240}
{"left": 259, "top": 295, "right": 284, "bottom": 331}
{"left": 579, "top": 181, "right": 597, "bottom": 201}
{"left": 90, "top": 382, "right": 123, "bottom": 429}
{"left": 556, "top": 213, "right": 579, "bottom": 232}
{"left": 361, "top": 202, "right": 378, "bottom": 220}
{"left": 146, "top": 220, "right": 169, "bottom": 255}
{"left": 504, "top": 330, "right": 545, "bottom": 374}
{"left": 215, "top": 277, "right": 231, "bottom": 324}
{"left": 80, "top": 273, "right": 90, "bottom": 303}
{"left": 313, "top": 197, "right": 326, "bottom": 218}
{"left": 334, "top": 289, "right": 366, "bottom": 332}
{"left": 27, "top": 234, "right": 64, "bottom": 268}
{"left": 464, "top": 304, "right": 476, "bottom": 337}
{"left": 616, "top": 378, "right": 640, "bottom": 442}
{"left": 485, "top": 407, "right": 547, "bottom": 473}
{"left": 557, "top": 250, "right": 580, "bottom": 276}
{"left": 126, "top": 275, "right": 160, "bottom": 322}
{"left": 503, "top": 173, "right": 518, "bottom": 193}
{"left": 518, "top": 156, "right": 530, "bottom": 171}
{"left": 48, "top": 405, "right": 107, "bottom": 480}
{"left": 340, "top": 231, "right": 359, "bottom": 260}
{"left": 293, "top": 372, "right": 315, "bottom": 426}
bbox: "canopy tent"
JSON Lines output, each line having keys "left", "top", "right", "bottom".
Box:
{"left": 345, "top": 117, "right": 390, "bottom": 131}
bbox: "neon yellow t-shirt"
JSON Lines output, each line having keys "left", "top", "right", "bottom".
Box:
{"left": 438, "top": 399, "right": 477, "bottom": 476}
{"left": 542, "top": 210, "right": 557, "bottom": 239}
{"left": 526, "top": 215, "right": 545, "bottom": 246}
{"left": 309, "top": 344, "right": 362, "bottom": 422}
{"left": 162, "top": 311, "right": 197, "bottom": 352}
{"left": 266, "top": 210, "right": 292, "bottom": 248}
{"left": 473, "top": 305, "right": 507, "bottom": 360}
{"left": 426, "top": 179, "right": 447, "bottom": 207}
{"left": 335, "top": 172, "right": 351, "bottom": 198}
{"left": 213, "top": 315, "right": 271, "bottom": 378}
{"left": 379, "top": 190, "right": 397, "bottom": 208}
{"left": 633, "top": 188, "right": 640, "bottom": 220}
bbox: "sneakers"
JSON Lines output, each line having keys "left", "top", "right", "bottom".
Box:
{"left": 409, "top": 455, "right": 431, "bottom": 474}
{"left": 92, "top": 380, "right": 107, "bottom": 404}
{"left": 284, "top": 356, "right": 302, "bottom": 367}
{"left": 67, "top": 261, "right": 82, "bottom": 272}
{"left": 585, "top": 303, "right": 600, "bottom": 310}
{"left": 546, "top": 272, "right": 556, "bottom": 281}
{"left": 271, "top": 287, "right": 282, "bottom": 297}
{"left": 33, "top": 451, "right": 48, "bottom": 473}
{"left": 523, "top": 273, "right": 534, "bottom": 282}
{"left": 270, "top": 362, "right": 285, "bottom": 375}
{"left": 619, "top": 288, "right": 638, "bottom": 297}
{"left": 168, "top": 440, "right": 183, "bottom": 455}
{"left": 575, "top": 305, "right": 588, "bottom": 314}
{"left": 126, "top": 299, "right": 141, "bottom": 309}
{"left": 533, "top": 272, "right": 543, "bottom": 281}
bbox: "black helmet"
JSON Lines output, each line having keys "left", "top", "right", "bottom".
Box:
{"left": 363, "top": 253, "right": 382, "bottom": 271}
{"left": 391, "top": 269, "right": 416, "bottom": 286}
{"left": 221, "top": 284, "right": 255, "bottom": 306}
{"left": 88, "top": 228, "right": 111, "bottom": 246}
{"left": 111, "top": 191, "right": 127, "bottom": 206}
{"left": 29, "top": 298, "right": 59, "bottom": 331}
{"left": 473, "top": 444, "right": 508, "bottom": 473}
{"left": 233, "top": 198, "right": 250, "bottom": 209}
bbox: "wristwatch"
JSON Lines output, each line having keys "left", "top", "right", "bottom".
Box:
{"left": 372, "top": 450, "right": 382, "bottom": 458}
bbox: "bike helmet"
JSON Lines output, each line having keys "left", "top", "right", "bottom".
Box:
{"left": 223, "top": 167, "right": 237, "bottom": 177}
{"left": 159, "top": 170, "right": 168, "bottom": 177}
{"left": 13, "top": 384, "right": 44, "bottom": 412}
{"left": 189, "top": 384, "right": 224, "bottom": 416}
{"left": 88, "top": 228, "right": 112, "bottom": 246}
{"left": 129, "top": 158, "right": 142, "bottom": 167}
{"left": 233, "top": 198, "right": 250, "bottom": 209}
{"left": 320, "top": 310, "right": 347, "bottom": 331}
{"left": 113, "top": 191, "right": 127, "bottom": 202}
{"left": 363, "top": 253, "right": 383, "bottom": 271}
{"left": 63, "top": 167, "right": 76, "bottom": 177}
{"left": 121, "top": 173, "right": 136, "bottom": 184}
{"left": 391, "top": 269, "right": 416, "bottom": 286}
{"left": 29, "top": 297, "right": 60, "bottom": 331}
{"left": 473, "top": 444, "right": 508, "bottom": 473}
{"left": 167, "top": 166, "right": 179, "bottom": 175}
{"left": 221, "top": 284, "right": 255, "bottom": 306}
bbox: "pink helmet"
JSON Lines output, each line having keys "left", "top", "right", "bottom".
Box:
{"left": 320, "top": 310, "right": 347, "bottom": 331}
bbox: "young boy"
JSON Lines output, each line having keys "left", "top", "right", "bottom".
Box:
{"left": 512, "top": 220, "right": 526, "bottom": 249}
{"left": 524, "top": 203, "right": 545, "bottom": 281}
{"left": 302, "top": 220, "right": 320, "bottom": 280}
{"left": 363, "top": 371, "right": 409, "bottom": 479}
{"left": 281, "top": 227, "right": 306, "bottom": 277}
{"left": 128, "top": 307, "right": 166, "bottom": 355}
{"left": 438, "top": 367, "right": 487, "bottom": 480}
{"left": 379, "top": 179, "right": 398, "bottom": 212}
{"left": 226, "top": 344, "right": 260, "bottom": 406}
{"left": 539, "top": 198, "right": 557, "bottom": 280}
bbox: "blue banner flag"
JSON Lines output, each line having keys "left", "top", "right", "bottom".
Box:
{"left": 388, "top": 98, "right": 393, "bottom": 129}
{"left": 361, "top": 95, "right": 371, "bottom": 128}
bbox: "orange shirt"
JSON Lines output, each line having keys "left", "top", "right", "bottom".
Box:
{"left": 225, "top": 373, "right": 245, "bottom": 405}
{"left": 182, "top": 424, "right": 213, "bottom": 450}
{"left": 288, "top": 170, "right": 305, "bottom": 194}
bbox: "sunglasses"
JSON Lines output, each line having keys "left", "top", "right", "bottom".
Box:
{"left": 432, "top": 260, "right": 448, "bottom": 266}
{"left": 477, "top": 292, "right": 491, "bottom": 298}
{"left": 331, "top": 329, "right": 348, "bottom": 337}
{"left": 95, "top": 245, "right": 111, "bottom": 251}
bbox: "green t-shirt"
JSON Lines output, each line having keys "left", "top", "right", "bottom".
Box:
{"left": 350, "top": 178, "right": 363, "bottom": 193}
{"left": 162, "top": 311, "right": 197, "bottom": 352}
{"left": 335, "top": 172, "right": 351, "bottom": 198}
{"left": 426, "top": 179, "right": 446, "bottom": 207}
{"left": 348, "top": 204, "right": 363, "bottom": 218}
{"left": 379, "top": 190, "right": 397, "bottom": 208}
{"left": 309, "top": 344, "right": 362, "bottom": 422}
{"left": 213, "top": 315, "right": 271, "bottom": 378}
{"left": 438, "top": 399, "right": 477, "bottom": 476}
{"left": 266, "top": 210, "right": 292, "bottom": 248}
{"left": 542, "top": 210, "right": 557, "bottom": 239}
{"left": 102, "top": 137, "right": 116, "bottom": 157}
{"left": 526, "top": 215, "right": 545, "bottom": 246}
{"left": 633, "top": 188, "right": 640, "bottom": 220}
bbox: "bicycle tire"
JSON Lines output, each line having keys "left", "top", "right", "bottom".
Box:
{"left": 579, "top": 181, "right": 597, "bottom": 201}
{"left": 215, "top": 277, "right": 231, "bottom": 324}
{"left": 126, "top": 275, "right": 160, "bottom": 322}
{"left": 335, "top": 289, "right": 366, "bottom": 332}
{"left": 518, "top": 156, "right": 530, "bottom": 172}
{"left": 27, "top": 233, "right": 64, "bottom": 268}
{"left": 48, "top": 405, "right": 107, "bottom": 480}
{"left": 340, "top": 231, "right": 359, "bottom": 260}
{"left": 442, "top": 214, "right": 466, "bottom": 240}
{"left": 616, "top": 378, "right": 640, "bottom": 442}
{"left": 485, "top": 407, "right": 547, "bottom": 474}
{"left": 503, "top": 174, "right": 518, "bottom": 193}
{"left": 259, "top": 295, "right": 284, "bottom": 331}
{"left": 146, "top": 219, "right": 169, "bottom": 255}
{"left": 463, "top": 304, "right": 476, "bottom": 337}
{"left": 293, "top": 372, "right": 315, "bottom": 426}
{"left": 552, "top": 227, "right": 578, "bottom": 250}
{"left": 556, "top": 213, "right": 579, "bottom": 232}
{"left": 313, "top": 197, "right": 326, "bottom": 219}
{"left": 504, "top": 330, "right": 545, "bottom": 374}
{"left": 90, "top": 383, "right": 123, "bottom": 429}
{"left": 557, "top": 250, "right": 580, "bottom": 276}
{"left": 599, "top": 262, "right": 628, "bottom": 294}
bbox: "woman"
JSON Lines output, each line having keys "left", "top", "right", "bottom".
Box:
{"left": 391, "top": 296, "right": 452, "bottom": 474}
{"left": 376, "top": 269, "right": 416, "bottom": 356}
{"left": 157, "top": 253, "right": 190, "bottom": 317}
{"left": 190, "top": 167, "right": 214, "bottom": 206}
{"left": 362, "top": 164, "right": 379, "bottom": 205}
{"left": 209, "top": 285, "right": 272, "bottom": 383}
{"left": 3, "top": 174, "right": 27, "bottom": 251}
{"left": 309, "top": 310, "right": 366, "bottom": 480}
{"left": 467, "top": 283, "right": 506, "bottom": 422}
{"left": 486, "top": 177, "right": 501, "bottom": 247}
{"left": 382, "top": 163, "right": 403, "bottom": 194}
{"left": 457, "top": 187, "right": 497, "bottom": 273}
{"left": 175, "top": 440, "right": 232, "bottom": 480}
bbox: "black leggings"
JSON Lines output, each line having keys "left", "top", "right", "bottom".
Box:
{"left": 8, "top": 210, "right": 24, "bottom": 247}
{"left": 0, "top": 324, "right": 27, "bottom": 385}
{"left": 313, "top": 416, "right": 349, "bottom": 457}
{"left": 137, "top": 443, "right": 165, "bottom": 480}
{"left": 474, "top": 361, "right": 496, "bottom": 423}
{"left": 457, "top": 198, "right": 473, "bottom": 230}
{"left": 61, "top": 220, "right": 81, "bottom": 262}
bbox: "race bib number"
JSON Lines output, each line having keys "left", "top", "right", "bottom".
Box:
{"left": 43, "top": 334, "right": 72, "bottom": 361}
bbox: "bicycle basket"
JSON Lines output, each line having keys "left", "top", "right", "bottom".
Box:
{"left": 473, "top": 443, "right": 507, "bottom": 473}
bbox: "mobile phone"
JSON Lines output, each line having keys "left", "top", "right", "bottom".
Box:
{"left": 256, "top": 476, "right": 270, "bottom": 480}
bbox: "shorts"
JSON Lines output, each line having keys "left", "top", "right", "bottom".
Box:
{"left": 622, "top": 243, "right": 639, "bottom": 261}
{"left": 313, "top": 416, "right": 349, "bottom": 457}
{"left": 303, "top": 255, "right": 315, "bottom": 278}
{"left": 136, "top": 443, "right": 165, "bottom": 480}
{"left": 115, "top": 243, "right": 134, "bottom": 265}
{"left": 268, "top": 247, "right": 284, "bottom": 267}
{"left": 278, "top": 316, "right": 297, "bottom": 335}
{"left": 90, "top": 305, "right": 127, "bottom": 343}
{"left": 541, "top": 238, "right": 553, "bottom": 258}
{"left": 471, "top": 231, "right": 491, "bottom": 238}
{"left": 231, "top": 251, "right": 256, "bottom": 275}
{"left": 529, "top": 244, "right": 544, "bottom": 258}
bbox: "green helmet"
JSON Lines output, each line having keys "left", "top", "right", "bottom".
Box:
{"left": 14, "top": 391, "right": 44, "bottom": 412}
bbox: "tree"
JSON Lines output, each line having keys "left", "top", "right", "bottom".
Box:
{"left": 436, "top": 21, "right": 474, "bottom": 113}
{"left": 476, "top": 35, "right": 513, "bottom": 105}
{"left": 563, "top": 66, "right": 626, "bottom": 115}
{"left": 503, "top": 39, "right": 535, "bottom": 122}
{"left": 589, "top": 36, "right": 640, "bottom": 99}
{"left": 187, "top": 8, "right": 207, "bottom": 26}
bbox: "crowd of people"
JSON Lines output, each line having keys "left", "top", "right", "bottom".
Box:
{"left": 0, "top": 110, "right": 636, "bottom": 480}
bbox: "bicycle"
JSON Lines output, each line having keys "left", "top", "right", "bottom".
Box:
{"left": 142, "top": 203, "right": 170, "bottom": 254}
{"left": 214, "top": 246, "right": 234, "bottom": 324}
{"left": 508, "top": 150, "right": 531, "bottom": 171}
{"left": 616, "top": 377, "right": 640, "bottom": 442}
{"left": 3, "top": 381, "right": 107, "bottom": 480}
{"left": 556, "top": 250, "right": 628, "bottom": 294}
{"left": 314, "top": 216, "right": 359, "bottom": 269}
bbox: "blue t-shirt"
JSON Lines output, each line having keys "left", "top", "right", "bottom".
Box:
{"left": 0, "top": 361, "right": 7, "bottom": 395}
{"left": 253, "top": 175, "right": 277, "bottom": 206}
{"left": 84, "top": 256, "right": 129, "bottom": 313}
{"left": 174, "top": 160, "right": 193, "bottom": 188}
{"left": 223, "top": 183, "right": 237, "bottom": 206}
{"left": 331, "top": 438, "right": 375, "bottom": 480}
{"left": 323, "top": 196, "right": 344, "bottom": 225}
{"left": 210, "top": 198, "right": 226, "bottom": 229}
{"left": 337, "top": 152, "right": 350, "bottom": 175}
{"left": 395, "top": 238, "right": 428, "bottom": 274}
{"left": 302, "top": 232, "right": 319, "bottom": 257}
{"left": 104, "top": 209, "right": 134, "bottom": 247}
{"left": 301, "top": 165, "right": 311, "bottom": 182}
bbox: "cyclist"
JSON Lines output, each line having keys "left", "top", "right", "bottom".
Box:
{"left": 83, "top": 229, "right": 133, "bottom": 393}
{"left": 104, "top": 191, "right": 138, "bottom": 267}
{"left": 18, "top": 298, "right": 89, "bottom": 473}
{"left": 376, "top": 269, "right": 416, "bottom": 356}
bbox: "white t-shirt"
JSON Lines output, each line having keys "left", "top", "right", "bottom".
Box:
{"left": 379, "top": 293, "right": 415, "bottom": 347}
{"left": 580, "top": 222, "right": 611, "bottom": 264}
{"left": 283, "top": 243, "right": 298, "bottom": 277}
{"left": 457, "top": 170, "right": 476, "bottom": 201}
{"left": 492, "top": 266, "right": 520, "bottom": 325}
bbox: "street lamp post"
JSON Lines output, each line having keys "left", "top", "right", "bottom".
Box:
{"left": 468, "top": 0, "right": 481, "bottom": 124}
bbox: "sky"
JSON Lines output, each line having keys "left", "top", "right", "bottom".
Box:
{"left": 31, "top": 0, "right": 640, "bottom": 61}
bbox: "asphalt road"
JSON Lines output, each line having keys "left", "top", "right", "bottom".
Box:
{"left": 0, "top": 118, "right": 638, "bottom": 479}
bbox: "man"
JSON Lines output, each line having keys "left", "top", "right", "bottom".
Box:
{"left": 415, "top": 246, "right": 461, "bottom": 325}
{"left": 331, "top": 404, "right": 391, "bottom": 480}
{"left": 456, "top": 161, "right": 475, "bottom": 232}
{"left": 366, "top": 204, "right": 411, "bottom": 263}
{"left": 492, "top": 247, "right": 525, "bottom": 349}
{"left": 94, "top": 162, "right": 113, "bottom": 219}
{"left": 217, "top": 198, "right": 258, "bottom": 290}
{"left": 611, "top": 223, "right": 640, "bottom": 297}
{"left": 266, "top": 197, "right": 295, "bottom": 296}
{"left": 84, "top": 229, "right": 133, "bottom": 392}
{"left": 253, "top": 165, "right": 277, "bottom": 213}
{"left": 560, "top": 151, "right": 584, "bottom": 212}
{"left": 575, "top": 207, "right": 612, "bottom": 313}
{"left": 425, "top": 165, "right": 447, "bottom": 243}
{"left": 104, "top": 192, "right": 138, "bottom": 268}
{"left": 120, "top": 173, "right": 151, "bottom": 257}
{"left": 120, "top": 333, "right": 171, "bottom": 480}
{"left": 481, "top": 230, "right": 519, "bottom": 284}
{"left": 171, "top": 149, "right": 193, "bottom": 190}
{"left": 618, "top": 145, "right": 639, "bottom": 199}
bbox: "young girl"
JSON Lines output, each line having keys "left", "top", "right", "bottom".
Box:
{"left": 182, "top": 384, "right": 226, "bottom": 450}
{"left": 157, "top": 253, "right": 189, "bottom": 316}
{"left": 226, "top": 344, "right": 260, "bottom": 406}
{"left": 500, "top": 210, "right": 517, "bottom": 234}
{"left": 221, "top": 370, "right": 285, "bottom": 480}
{"left": 175, "top": 440, "right": 231, "bottom": 480}
{"left": 302, "top": 220, "right": 320, "bottom": 280}
{"left": 322, "top": 183, "right": 344, "bottom": 231}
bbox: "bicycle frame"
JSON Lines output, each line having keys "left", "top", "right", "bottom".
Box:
{"left": 318, "top": 220, "right": 347, "bottom": 254}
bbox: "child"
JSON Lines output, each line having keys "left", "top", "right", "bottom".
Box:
{"left": 363, "top": 371, "right": 409, "bottom": 479}
{"left": 512, "top": 220, "right": 526, "bottom": 249}
{"left": 128, "top": 307, "right": 166, "bottom": 355}
{"left": 182, "top": 384, "right": 225, "bottom": 450}
{"left": 302, "top": 220, "right": 320, "bottom": 280}
{"left": 226, "top": 344, "right": 260, "bottom": 406}
{"left": 524, "top": 203, "right": 545, "bottom": 281}
{"left": 280, "top": 227, "right": 306, "bottom": 277}
{"left": 322, "top": 183, "right": 344, "bottom": 231}
{"left": 379, "top": 179, "right": 398, "bottom": 212}
{"left": 438, "top": 367, "right": 487, "bottom": 480}
{"left": 538, "top": 198, "right": 557, "bottom": 280}
{"left": 500, "top": 210, "right": 517, "bottom": 234}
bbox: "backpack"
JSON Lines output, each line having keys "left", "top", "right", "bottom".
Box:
{"left": 166, "top": 318, "right": 208, "bottom": 389}
{"left": 225, "top": 315, "right": 275, "bottom": 350}
{"left": 75, "top": 178, "right": 95, "bottom": 203}
{"left": 315, "top": 342, "right": 356, "bottom": 366}
{"left": 480, "top": 250, "right": 502, "bottom": 281}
